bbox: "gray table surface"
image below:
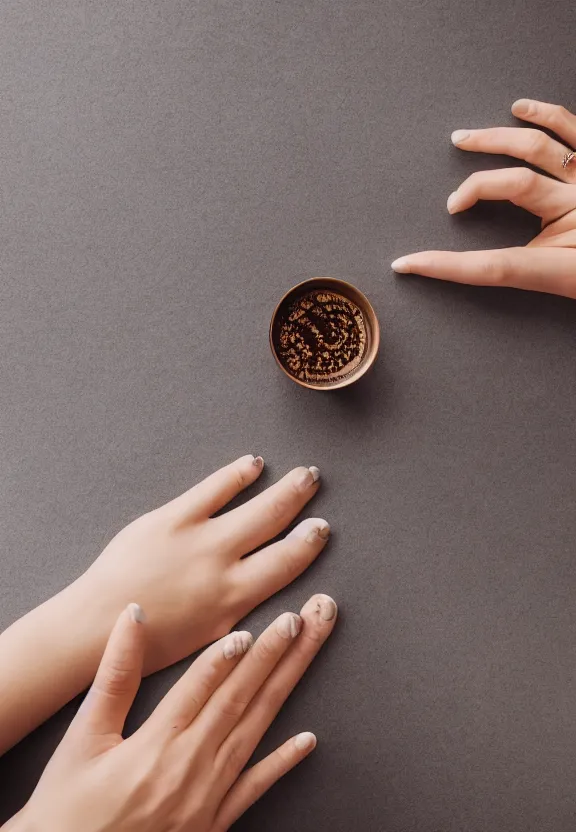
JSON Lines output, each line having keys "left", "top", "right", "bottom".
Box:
{"left": 2, "top": 1, "right": 576, "bottom": 830}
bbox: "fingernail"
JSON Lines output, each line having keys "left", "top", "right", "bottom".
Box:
{"left": 252, "top": 455, "right": 264, "bottom": 468}
{"left": 451, "top": 129, "right": 470, "bottom": 145}
{"left": 391, "top": 257, "right": 411, "bottom": 274}
{"left": 512, "top": 98, "right": 531, "bottom": 116}
{"left": 276, "top": 612, "right": 302, "bottom": 639}
{"left": 288, "top": 518, "right": 331, "bottom": 543}
{"left": 128, "top": 603, "right": 146, "bottom": 624}
{"left": 295, "top": 731, "right": 317, "bottom": 752}
{"left": 447, "top": 191, "right": 461, "bottom": 214}
{"left": 296, "top": 466, "right": 320, "bottom": 491}
{"left": 315, "top": 521, "right": 331, "bottom": 541}
{"left": 223, "top": 631, "right": 253, "bottom": 659}
{"left": 316, "top": 595, "right": 337, "bottom": 621}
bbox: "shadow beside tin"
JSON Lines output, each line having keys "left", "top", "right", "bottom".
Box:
{"left": 269, "top": 277, "right": 380, "bottom": 391}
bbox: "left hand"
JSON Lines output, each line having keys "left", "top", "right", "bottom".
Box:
{"left": 4, "top": 595, "right": 337, "bottom": 832}
{"left": 391, "top": 98, "right": 576, "bottom": 299}
{"left": 82, "top": 456, "right": 329, "bottom": 675}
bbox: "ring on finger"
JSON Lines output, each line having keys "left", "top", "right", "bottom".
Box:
{"left": 562, "top": 150, "right": 576, "bottom": 170}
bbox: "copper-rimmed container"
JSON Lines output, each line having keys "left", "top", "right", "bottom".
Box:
{"left": 269, "top": 277, "right": 380, "bottom": 391}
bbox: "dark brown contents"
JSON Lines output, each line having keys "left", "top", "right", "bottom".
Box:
{"left": 274, "top": 289, "right": 367, "bottom": 383}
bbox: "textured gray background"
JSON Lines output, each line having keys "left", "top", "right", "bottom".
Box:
{"left": 1, "top": 1, "right": 576, "bottom": 830}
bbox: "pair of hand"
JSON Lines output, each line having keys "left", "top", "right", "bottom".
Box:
{"left": 392, "top": 98, "right": 576, "bottom": 299}
{"left": 8, "top": 596, "right": 336, "bottom": 831}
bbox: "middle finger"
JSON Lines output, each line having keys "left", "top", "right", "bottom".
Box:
{"left": 447, "top": 168, "right": 576, "bottom": 225}
{"left": 211, "top": 465, "right": 321, "bottom": 557}
{"left": 452, "top": 127, "right": 573, "bottom": 182}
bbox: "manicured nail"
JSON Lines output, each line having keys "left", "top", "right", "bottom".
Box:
{"left": 276, "top": 612, "right": 302, "bottom": 639}
{"left": 289, "top": 518, "right": 331, "bottom": 543}
{"left": 512, "top": 98, "right": 531, "bottom": 116}
{"left": 252, "top": 455, "right": 264, "bottom": 468}
{"left": 223, "top": 631, "right": 253, "bottom": 659}
{"left": 297, "top": 466, "right": 320, "bottom": 490}
{"left": 128, "top": 603, "right": 146, "bottom": 624}
{"left": 315, "top": 521, "right": 331, "bottom": 541}
{"left": 295, "top": 731, "right": 317, "bottom": 752}
{"left": 447, "top": 191, "right": 461, "bottom": 214}
{"left": 451, "top": 130, "right": 470, "bottom": 145}
{"left": 391, "top": 257, "right": 411, "bottom": 274}
{"left": 316, "top": 595, "right": 337, "bottom": 621}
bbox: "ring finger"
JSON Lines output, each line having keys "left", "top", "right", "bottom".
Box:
{"left": 447, "top": 167, "right": 576, "bottom": 225}
{"left": 215, "top": 594, "right": 337, "bottom": 782}
{"left": 190, "top": 610, "right": 304, "bottom": 747}
{"left": 451, "top": 127, "right": 573, "bottom": 182}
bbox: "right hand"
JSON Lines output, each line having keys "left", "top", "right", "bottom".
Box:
{"left": 392, "top": 98, "right": 576, "bottom": 298}
{"left": 7, "top": 595, "right": 337, "bottom": 832}
{"left": 81, "top": 456, "right": 329, "bottom": 674}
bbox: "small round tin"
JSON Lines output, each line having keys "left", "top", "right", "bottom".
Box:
{"left": 270, "top": 277, "right": 380, "bottom": 391}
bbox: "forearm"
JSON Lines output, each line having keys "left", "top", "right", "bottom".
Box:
{"left": 0, "top": 575, "right": 108, "bottom": 754}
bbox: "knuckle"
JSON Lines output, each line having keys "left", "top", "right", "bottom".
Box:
{"left": 98, "top": 662, "right": 134, "bottom": 696}
{"left": 218, "top": 695, "right": 248, "bottom": 720}
{"left": 254, "top": 634, "right": 277, "bottom": 662}
{"left": 550, "top": 103, "right": 567, "bottom": 124}
{"left": 515, "top": 168, "right": 537, "bottom": 195}
{"left": 480, "top": 255, "right": 509, "bottom": 286}
{"left": 225, "top": 740, "right": 246, "bottom": 773}
{"left": 275, "top": 744, "right": 293, "bottom": 768}
{"left": 268, "top": 495, "right": 289, "bottom": 523}
{"left": 525, "top": 129, "right": 548, "bottom": 157}
{"left": 232, "top": 465, "right": 247, "bottom": 491}
{"left": 279, "top": 545, "right": 303, "bottom": 582}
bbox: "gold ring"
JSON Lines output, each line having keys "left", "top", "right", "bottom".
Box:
{"left": 562, "top": 151, "right": 576, "bottom": 170}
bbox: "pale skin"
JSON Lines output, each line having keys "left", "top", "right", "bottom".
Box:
{"left": 392, "top": 98, "right": 576, "bottom": 299}
{"left": 3, "top": 595, "right": 337, "bottom": 831}
{"left": 0, "top": 455, "right": 331, "bottom": 753}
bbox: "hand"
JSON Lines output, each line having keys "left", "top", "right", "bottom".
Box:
{"left": 391, "top": 98, "right": 576, "bottom": 299}
{"left": 82, "top": 456, "right": 329, "bottom": 674}
{"left": 6, "top": 596, "right": 337, "bottom": 832}
{"left": 0, "top": 456, "right": 329, "bottom": 753}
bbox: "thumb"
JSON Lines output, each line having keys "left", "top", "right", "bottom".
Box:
{"left": 72, "top": 603, "right": 146, "bottom": 739}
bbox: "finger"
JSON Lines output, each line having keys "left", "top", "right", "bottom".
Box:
{"left": 193, "top": 611, "right": 303, "bottom": 747}
{"left": 230, "top": 518, "right": 330, "bottom": 613}
{"left": 144, "top": 631, "right": 253, "bottom": 734}
{"left": 72, "top": 603, "right": 145, "bottom": 738}
{"left": 211, "top": 466, "right": 321, "bottom": 557}
{"left": 446, "top": 168, "right": 576, "bottom": 225}
{"left": 215, "top": 732, "right": 317, "bottom": 830}
{"left": 162, "top": 455, "right": 264, "bottom": 523}
{"left": 451, "top": 127, "right": 572, "bottom": 182}
{"left": 215, "top": 595, "right": 337, "bottom": 781}
{"left": 391, "top": 247, "right": 576, "bottom": 299}
{"left": 512, "top": 99, "right": 576, "bottom": 152}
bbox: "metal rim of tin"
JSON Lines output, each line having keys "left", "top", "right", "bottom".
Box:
{"left": 269, "top": 276, "right": 380, "bottom": 391}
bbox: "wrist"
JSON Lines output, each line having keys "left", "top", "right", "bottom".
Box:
{"left": 0, "top": 575, "right": 108, "bottom": 752}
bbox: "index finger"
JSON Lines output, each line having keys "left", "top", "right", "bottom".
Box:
{"left": 391, "top": 247, "right": 576, "bottom": 299}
